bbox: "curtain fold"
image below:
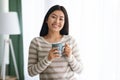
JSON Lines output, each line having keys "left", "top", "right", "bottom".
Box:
{"left": 9, "top": 0, "right": 24, "bottom": 79}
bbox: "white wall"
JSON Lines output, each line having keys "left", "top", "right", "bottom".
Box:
{"left": 22, "top": 0, "right": 120, "bottom": 80}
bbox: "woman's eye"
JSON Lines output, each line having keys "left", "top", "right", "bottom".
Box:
{"left": 60, "top": 18, "right": 64, "bottom": 21}
{"left": 51, "top": 16, "right": 56, "bottom": 18}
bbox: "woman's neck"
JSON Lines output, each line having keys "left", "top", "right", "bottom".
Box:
{"left": 44, "top": 33, "right": 63, "bottom": 43}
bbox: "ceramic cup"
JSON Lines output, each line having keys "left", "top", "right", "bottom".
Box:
{"left": 52, "top": 43, "right": 64, "bottom": 56}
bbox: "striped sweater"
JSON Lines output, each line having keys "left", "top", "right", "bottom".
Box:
{"left": 28, "top": 35, "right": 82, "bottom": 80}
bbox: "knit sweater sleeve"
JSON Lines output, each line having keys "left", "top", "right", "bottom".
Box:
{"left": 65, "top": 36, "right": 83, "bottom": 74}
{"left": 28, "top": 38, "right": 51, "bottom": 77}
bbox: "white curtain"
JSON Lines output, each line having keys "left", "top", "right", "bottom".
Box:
{"left": 22, "top": 0, "right": 120, "bottom": 80}
{"left": 80, "top": 0, "right": 120, "bottom": 80}
{"left": 0, "top": 0, "right": 9, "bottom": 65}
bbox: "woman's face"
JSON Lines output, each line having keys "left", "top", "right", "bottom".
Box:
{"left": 46, "top": 10, "right": 65, "bottom": 33}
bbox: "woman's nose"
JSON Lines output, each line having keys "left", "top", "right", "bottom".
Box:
{"left": 55, "top": 18, "right": 59, "bottom": 23}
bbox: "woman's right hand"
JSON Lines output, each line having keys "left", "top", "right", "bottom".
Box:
{"left": 48, "top": 48, "right": 60, "bottom": 61}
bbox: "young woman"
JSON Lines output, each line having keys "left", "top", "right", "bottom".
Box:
{"left": 28, "top": 5, "right": 82, "bottom": 80}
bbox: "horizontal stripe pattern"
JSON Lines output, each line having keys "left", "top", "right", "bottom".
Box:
{"left": 28, "top": 35, "right": 82, "bottom": 80}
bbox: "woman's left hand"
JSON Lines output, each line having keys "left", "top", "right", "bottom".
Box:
{"left": 64, "top": 43, "right": 72, "bottom": 57}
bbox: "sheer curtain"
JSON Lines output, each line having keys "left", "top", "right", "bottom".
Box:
{"left": 80, "top": 0, "right": 120, "bottom": 80}
{"left": 22, "top": 0, "right": 120, "bottom": 80}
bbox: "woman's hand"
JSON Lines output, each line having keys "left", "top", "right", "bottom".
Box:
{"left": 48, "top": 48, "right": 60, "bottom": 61}
{"left": 64, "top": 43, "right": 72, "bottom": 57}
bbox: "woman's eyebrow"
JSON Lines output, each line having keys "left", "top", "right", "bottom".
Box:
{"left": 51, "top": 13, "right": 57, "bottom": 16}
{"left": 51, "top": 13, "right": 64, "bottom": 18}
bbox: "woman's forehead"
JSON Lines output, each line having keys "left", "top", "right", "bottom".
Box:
{"left": 50, "top": 10, "right": 65, "bottom": 17}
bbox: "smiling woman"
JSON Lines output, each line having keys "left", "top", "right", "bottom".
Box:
{"left": 28, "top": 5, "right": 82, "bottom": 80}
{"left": 46, "top": 10, "right": 65, "bottom": 33}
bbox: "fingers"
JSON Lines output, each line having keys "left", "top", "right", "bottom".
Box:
{"left": 52, "top": 48, "right": 60, "bottom": 57}
{"left": 65, "top": 43, "right": 71, "bottom": 50}
{"left": 65, "top": 43, "right": 69, "bottom": 47}
{"left": 54, "top": 53, "right": 60, "bottom": 57}
{"left": 48, "top": 48, "right": 60, "bottom": 61}
{"left": 53, "top": 47, "right": 58, "bottom": 51}
{"left": 64, "top": 43, "right": 72, "bottom": 57}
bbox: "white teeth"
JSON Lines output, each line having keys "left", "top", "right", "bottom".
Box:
{"left": 53, "top": 24, "right": 58, "bottom": 28}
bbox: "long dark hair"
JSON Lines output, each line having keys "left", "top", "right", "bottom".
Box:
{"left": 39, "top": 5, "right": 69, "bottom": 36}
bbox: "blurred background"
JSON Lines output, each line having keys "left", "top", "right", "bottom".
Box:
{"left": 0, "top": 0, "right": 120, "bottom": 80}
